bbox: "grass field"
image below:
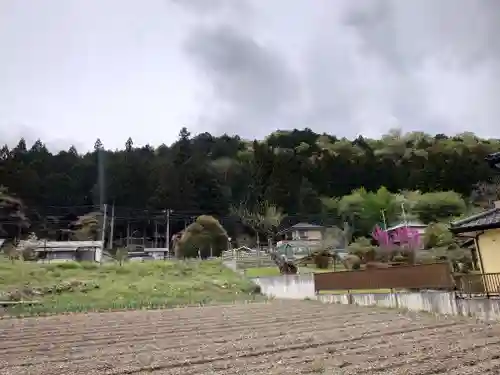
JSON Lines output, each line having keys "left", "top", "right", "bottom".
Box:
{"left": 0, "top": 259, "right": 262, "bottom": 315}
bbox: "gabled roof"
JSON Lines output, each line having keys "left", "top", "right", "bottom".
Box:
{"left": 292, "top": 222, "right": 323, "bottom": 229}
{"left": 450, "top": 208, "right": 500, "bottom": 233}
{"left": 386, "top": 222, "right": 427, "bottom": 231}
{"left": 277, "top": 222, "right": 323, "bottom": 235}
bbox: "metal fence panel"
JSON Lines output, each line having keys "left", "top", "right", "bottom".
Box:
{"left": 454, "top": 273, "right": 500, "bottom": 298}
{"left": 314, "top": 263, "right": 454, "bottom": 292}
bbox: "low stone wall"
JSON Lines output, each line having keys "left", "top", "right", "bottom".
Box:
{"left": 318, "top": 290, "right": 500, "bottom": 321}
{"left": 252, "top": 274, "right": 316, "bottom": 299}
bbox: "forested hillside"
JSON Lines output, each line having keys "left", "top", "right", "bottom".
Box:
{"left": 1, "top": 127, "right": 499, "bottom": 239}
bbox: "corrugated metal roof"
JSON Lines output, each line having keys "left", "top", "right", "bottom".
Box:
{"left": 386, "top": 222, "right": 426, "bottom": 231}
{"left": 18, "top": 240, "right": 103, "bottom": 252}
{"left": 144, "top": 248, "right": 169, "bottom": 252}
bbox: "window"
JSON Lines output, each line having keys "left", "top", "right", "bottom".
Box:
{"left": 298, "top": 230, "right": 307, "bottom": 239}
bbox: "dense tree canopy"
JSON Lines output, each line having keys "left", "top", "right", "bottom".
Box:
{"left": 1, "top": 127, "right": 499, "bottom": 241}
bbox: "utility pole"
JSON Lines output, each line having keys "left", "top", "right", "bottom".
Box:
{"left": 381, "top": 209, "right": 387, "bottom": 230}
{"left": 108, "top": 202, "right": 115, "bottom": 250}
{"left": 99, "top": 203, "right": 107, "bottom": 262}
{"left": 401, "top": 202, "right": 408, "bottom": 227}
{"left": 164, "top": 209, "right": 172, "bottom": 256}
{"left": 126, "top": 220, "right": 130, "bottom": 248}
{"left": 154, "top": 221, "right": 158, "bottom": 248}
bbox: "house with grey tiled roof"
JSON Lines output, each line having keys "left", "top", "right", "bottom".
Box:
{"left": 275, "top": 223, "right": 325, "bottom": 258}
{"left": 450, "top": 201, "right": 500, "bottom": 276}
{"left": 276, "top": 222, "right": 324, "bottom": 241}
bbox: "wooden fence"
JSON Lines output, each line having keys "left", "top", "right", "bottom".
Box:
{"left": 314, "top": 263, "right": 455, "bottom": 292}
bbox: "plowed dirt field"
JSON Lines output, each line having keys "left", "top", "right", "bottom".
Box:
{"left": 1, "top": 300, "right": 499, "bottom": 374}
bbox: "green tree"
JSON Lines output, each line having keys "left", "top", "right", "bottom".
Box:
{"left": 1, "top": 128, "right": 499, "bottom": 245}
{"left": 231, "top": 201, "right": 285, "bottom": 250}
{"left": 423, "top": 222, "right": 455, "bottom": 249}
{"left": 2, "top": 242, "right": 20, "bottom": 263}
{"left": 0, "top": 187, "right": 29, "bottom": 240}
{"left": 176, "top": 215, "right": 228, "bottom": 258}
{"left": 72, "top": 212, "right": 101, "bottom": 241}
{"left": 412, "top": 191, "right": 466, "bottom": 224}
{"left": 338, "top": 187, "right": 399, "bottom": 235}
{"left": 115, "top": 247, "right": 129, "bottom": 266}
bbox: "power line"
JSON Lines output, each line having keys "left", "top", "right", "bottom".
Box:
{"left": 0, "top": 213, "right": 347, "bottom": 226}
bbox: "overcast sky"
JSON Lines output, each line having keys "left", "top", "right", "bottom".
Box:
{"left": 1, "top": 0, "right": 499, "bottom": 152}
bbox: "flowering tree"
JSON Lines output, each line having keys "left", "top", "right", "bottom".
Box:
{"left": 392, "top": 227, "right": 421, "bottom": 252}
{"left": 392, "top": 227, "right": 421, "bottom": 264}
{"left": 372, "top": 225, "right": 421, "bottom": 264}
{"left": 372, "top": 225, "right": 392, "bottom": 249}
{"left": 372, "top": 225, "right": 396, "bottom": 261}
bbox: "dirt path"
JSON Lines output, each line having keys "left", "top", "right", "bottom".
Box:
{"left": 0, "top": 300, "right": 499, "bottom": 374}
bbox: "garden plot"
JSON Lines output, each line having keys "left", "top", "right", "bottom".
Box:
{"left": 1, "top": 300, "right": 500, "bottom": 374}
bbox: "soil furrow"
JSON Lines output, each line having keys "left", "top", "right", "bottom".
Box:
{"left": 10, "top": 320, "right": 465, "bottom": 375}
{"left": 1, "top": 300, "right": 497, "bottom": 374}
{"left": 0, "top": 304, "right": 402, "bottom": 350}
{"left": 2, "top": 312, "right": 423, "bottom": 365}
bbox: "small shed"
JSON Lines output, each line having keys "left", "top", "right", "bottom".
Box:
{"left": 144, "top": 248, "right": 169, "bottom": 260}
{"left": 18, "top": 240, "right": 103, "bottom": 263}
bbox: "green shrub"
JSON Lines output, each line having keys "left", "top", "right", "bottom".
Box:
{"left": 45, "top": 262, "right": 82, "bottom": 270}
{"left": 81, "top": 262, "right": 99, "bottom": 270}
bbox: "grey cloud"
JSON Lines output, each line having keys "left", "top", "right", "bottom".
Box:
{"left": 0, "top": 123, "right": 83, "bottom": 152}
{"left": 172, "top": 0, "right": 251, "bottom": 17}
{"left": 181, "top": 0, "right": 300, "bottom": 137}
{"left": 185, "top": 25, "right": 298, "bottom": 115}
{"left": 345, "top": 0, "right": 500, "bottom": 69}
{"left": 2, "top": 0, "right": 499, "bottom": 152}
{"left": 177, "top": 0, "right": 500, "bottom": 139}
{"left": 341, "top": 0, "right": 500, "bottom": 136}
{"left": 176, "top": 0, "right": 301, "bottom": 137}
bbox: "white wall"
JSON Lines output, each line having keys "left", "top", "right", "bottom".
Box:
{"left": 319, "top": 291, "right": 500, "bottom": 322}
{"left": 230, "top": 263, "right": 500, "bottom": 322}
{"left": 252, "top": 274, "right": 316, "bottom": 299}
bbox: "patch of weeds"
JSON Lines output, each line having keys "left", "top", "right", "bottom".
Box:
{"left": 49, "top": 270, "right": 61, "bottom": 278}
{"left": 114, "top": 267, "right": 130, "bottom": 274}
{"left": 241, "top": 283, "right": 261, "bottom": 295}
{"left": 49, "top": 262, "right": 82, "bottom": 270}
{"left": 303, "top": 359, "right": 325, "bottom": 373}
{"left": 81, "top": 262, "right": 99, "bottom": 270}
{"left": 1, "top": 280, "right": 100, "bottom": 301}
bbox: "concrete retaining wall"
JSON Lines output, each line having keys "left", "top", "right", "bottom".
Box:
{"left": 252, "top": 274, "right": 316, "bottom": 299}
{"left": 319, "top": 291, "right": 500, "bottom": 321}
